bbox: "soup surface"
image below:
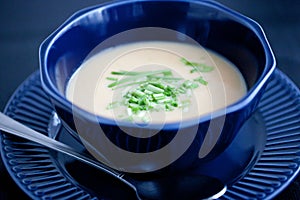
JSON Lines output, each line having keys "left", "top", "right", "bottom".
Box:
{"left": 66, "top": 41, "right": 247, "bottom": 123}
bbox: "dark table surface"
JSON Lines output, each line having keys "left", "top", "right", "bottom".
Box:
{"left": 0, "top": 0, "right": 300, "bottom": 199}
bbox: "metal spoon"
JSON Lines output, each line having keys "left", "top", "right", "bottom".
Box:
{"left": 0, "top": 112, "right": 226, "bottom": 200}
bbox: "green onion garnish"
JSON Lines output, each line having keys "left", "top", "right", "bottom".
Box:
{"left": 194, "top": 77, "right": 208, "bottom": 86}
{"left": 180, "top": 57, "right": 214, "bottom": 73}
{"left": 105, "top": 57, "right": 213, "bottom": 122}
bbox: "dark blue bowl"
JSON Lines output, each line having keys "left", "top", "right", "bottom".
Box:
{"left": 39, "top": 0, "right": 276, "bottom": 173}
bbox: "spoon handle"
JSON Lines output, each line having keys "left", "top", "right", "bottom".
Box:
{"left": 0, "top": 112, "right": 137, "bottom": 193}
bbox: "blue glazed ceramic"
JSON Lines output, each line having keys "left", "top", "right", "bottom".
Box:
{"left": 39, "top": 0, "right": 276, "bottom": 173}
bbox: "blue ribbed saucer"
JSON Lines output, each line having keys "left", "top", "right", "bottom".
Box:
{"left": 1, "top": 69, "right": 300, "bottom": 200}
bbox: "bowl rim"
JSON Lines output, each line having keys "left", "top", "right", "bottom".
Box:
{"left": 39, "top": 0, "right": 276, "bottom": 130}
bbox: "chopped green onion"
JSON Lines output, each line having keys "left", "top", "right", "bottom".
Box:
{"left": 111, "top": 81, "right": 148, "bottom": 90}
{"left": 165, "top": 104, "right": 173, "bottom": 111}
{"left": 108, "top": 70, "right": 173, "bottom": 88}
{"left": 177, "top": 86, "right": 187, "bottom": 94}
{"left": 147, "top": 75, "right": 182, "bottom": 81}
{"left": 106, "top": 77, "right": 118, "bottom": 81}
{"left": 105, "top": 61, "right": 212, "bottom": 122}
{"left": 148, "top": 82, "right": 165, "bottom": 89}
{"left": 152, "top": 93, "right": 166, "bottom": 101}
{"left": 194, "top": 77, "right": 208, "bottom": 85}
{"left": 180, "top": 57, "right": 214, "bottom": 73}
{"left": 128, "top": 96, "right": 139, "bottom": 104}
{"left": 183, "top": 80, "right": 198, "bottom": 89}
{"left": 132, "top": 90, "right": 145, "bottom": 98}
{"left": 129, "top": 103, "right": 140, "bottom": 113}
{"left": 146, "top": 84, "right": 165, "bottom": 93}
{"left": 144, "top": 89, "right": 153, "bottom": 95}
{"left": 171, "top": 101, "right": 179, "bottom": 107}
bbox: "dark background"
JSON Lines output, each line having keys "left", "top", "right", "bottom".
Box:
{"left": 0, "top": 0, "right": 300, "bottom": 199}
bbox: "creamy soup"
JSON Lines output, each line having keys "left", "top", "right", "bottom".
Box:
{"left": 66, "top": 41, "right": 247, "bottom": 123}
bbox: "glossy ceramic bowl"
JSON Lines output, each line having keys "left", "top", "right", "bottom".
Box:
{"left": 39, "top": 0, "right": 276, "bottom": 173}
